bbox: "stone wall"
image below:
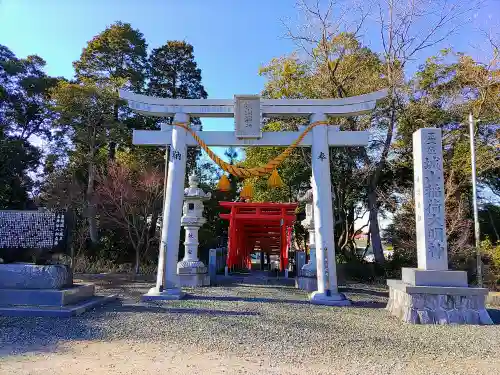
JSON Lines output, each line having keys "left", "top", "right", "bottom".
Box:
{"left": 387, "top": 285, "right": 492, "bottom": 325}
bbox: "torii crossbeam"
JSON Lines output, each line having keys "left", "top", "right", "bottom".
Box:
{"left": 120, "top": 89, "right": 387, "bottom": 305}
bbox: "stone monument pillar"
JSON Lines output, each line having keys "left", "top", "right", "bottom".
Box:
{"left": 386, "top": 128, "right": 492, "bottom": 324}
{"left": 296, "top": 186, "right": 318, "bottom": 292}
{"left": 176, "top": 174, "right": 211, "bottom": 287}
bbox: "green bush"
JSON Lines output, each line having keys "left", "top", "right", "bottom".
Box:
{"left": 481, "top": 238, "right": 500, "bottom": 290}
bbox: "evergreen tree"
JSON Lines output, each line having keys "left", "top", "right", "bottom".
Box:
{"left": 147, "top": 41, "right": 208, "bottom": 177}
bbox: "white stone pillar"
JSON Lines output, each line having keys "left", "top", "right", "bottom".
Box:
{"left": 183, "top": 226, "right": 200, "bottom": 261}
{"left": 413, "top": 128, "right": 447, "bottom": 270}
{"left": 401, "top": 128, "right": 467, "bottom": 287}
{"left": 309, "top": 113, "right": 349, "bottom": 305}
{"left": 146, "top": 113, "right": 189, "bottom": 300}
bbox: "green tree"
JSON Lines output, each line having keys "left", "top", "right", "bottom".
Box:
{"left": 73, "top": 21, "right": 148, "bottom": 91}
{"left": 1, "top": 45, "right": 59, "bottom": 141}
{"left": 386, "top": 49, "right": 500, "bottom": 275}
{"left": 50, "top": 80, "right": 119, "bottom": 244}
{"left": 257, "top": 34, "right": 387, "bottom": 258}
{"left": 0, "top": 127, "right": 40, "bottom": 209}
{"left": 147, "top": 41, "right": 207, "bottom": 172}
{"left": 73, "top": 22, "right": 148, "bottom": 160}
{"left": 0, "top": 45, "right": 57, "bottom": 208}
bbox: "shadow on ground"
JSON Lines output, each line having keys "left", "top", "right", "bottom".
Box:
{"left": 341, "top": 286, "right": 389, "bottom": 298}
{"left": 109, "top": 301, "right": 260, "bottom": 316}
{"left": 486, "top": 308, "right": 500, "bottom": 324}
{"left": 186, "top": 294, "right": 310, "bottom": 305}
{"left": 0, "top": 314, "right": 105, "bottom": 357}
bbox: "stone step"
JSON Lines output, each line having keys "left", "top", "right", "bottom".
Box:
{"left": 0, "top": 294, "right": 117, "bottom": 317}
{"left": 0, "top": 284, "right": 95, "bottom": 306}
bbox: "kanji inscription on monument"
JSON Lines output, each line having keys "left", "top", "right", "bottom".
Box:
{"left": 234, "top": 95, "right": 261, "bottom": 139}
{"left": 413, "top": 128, "right": 448, "bottom": 270}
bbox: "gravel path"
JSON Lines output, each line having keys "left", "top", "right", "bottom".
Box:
{"left": 1, "top": 276, "right": 499, "bottom": 374}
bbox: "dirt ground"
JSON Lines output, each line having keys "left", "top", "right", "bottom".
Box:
{"left": 1, "top": 274, "right": 499, "bottom": 375}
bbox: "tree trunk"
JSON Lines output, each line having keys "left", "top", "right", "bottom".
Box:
{"left": 148, "top": 211, "right": 159, "bottom": 242}
{"left": 135, "top": 246, "right": 140, "bottom": 275}
{"left": 368, "top": 190, "right": 385, "bottom": 264}
{"left": 487, "top": 208, "right": 500, "bottom": 243}
{"left": 108, "top": 103, "right": 119, "bottom": 161}
{"left": 87, "top": 161, "right": 99, "bottom": 244}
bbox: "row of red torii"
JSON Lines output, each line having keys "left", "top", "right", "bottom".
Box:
{"left": 120, "top": 89, "right": 388, "bottom": 306}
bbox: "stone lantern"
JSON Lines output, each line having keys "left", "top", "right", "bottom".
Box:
{"left": 176, "top": 174, "right": 211, "bottom": 287}
{"left": 296, "top": 184, "right": 318, "bottom": 291}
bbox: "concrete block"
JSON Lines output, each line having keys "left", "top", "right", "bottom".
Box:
{"left": 309, "top": 291, "right": 351, "bottom": 306}
{"left": 387, "top": 279, "right": 488, "bottom": 296}
{"left": 0, "top": 284, "right": 94, "bottom": 306}
{"left": 386, "top": 279, "right": 492, "bottom": 325}
{"left": 142, "top": 287, "right": 185, "bottom": 301}
{"left": 0, "top": 294, "right": 116, "bottom": 317}
{"left": 402, "top": 268, "right": 467, "bottom": 287}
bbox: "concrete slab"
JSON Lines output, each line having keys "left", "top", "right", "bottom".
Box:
{"left": 0, "top": 284, "right": 95, "bottom": 306}
{"left": 387, "top": 279, "right": 489, "bottom": 296}
{"left": 402, "top": 268, "right": 468, "bottom": 287}
{"left": 0, "top": 294, "right": 117, "bottom": 317}
{"left": 309, "top": 291, "right": 351, "bottom": 306}
{"left": 142, "top": 287, "right": 185, "bottom": 301}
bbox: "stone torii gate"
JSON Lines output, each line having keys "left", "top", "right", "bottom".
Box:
{"left": 119, "top": 89, "right": 387, "bottom": 305}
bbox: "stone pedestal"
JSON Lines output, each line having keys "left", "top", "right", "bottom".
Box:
{"left": 177, "top": 260, "right": 210, "bottom": 287}
{"left": 142, "top": 286, "right": 185, "bottom": 301}
{"left": 387, "top": 129, "right": 492, "bottom": 325}
{"left": 386, "top": 279, "right": 492, "bottom": 324}
{"left": 402, "top": 267, "right": 467, "bottom": 287}
{"left": 310, "top": 291, "right": 351, "bottom": 306}
{"left": 0, "top": 264, "right": 115, "bottom": 317}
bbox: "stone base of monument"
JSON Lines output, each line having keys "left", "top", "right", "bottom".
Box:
{"left": 401, "top": 267, "right": 468, "bottom": 287}
{"left": 178, "top": 273, "right": 210, "bottom": 287}
{"left": 142, "top": 286, "right": 186, "bottom": 301}
{"left": 0, "top": 264, "right": 116, "bottom": 317}
{"left": 296, "top": 276, "right": 317, "bottom": 292}
{"left": 176, "top": 260, "right": 210, "bottom": 287}
{"left": 386, "top": 279, "right": 492, "bottom": 325}
{"left": 309, "top": 291, "right": 351, "bottom": 306}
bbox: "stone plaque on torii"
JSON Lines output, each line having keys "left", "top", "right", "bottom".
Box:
{"left": 119, "top": 88, "right": 387, "bottom": 305}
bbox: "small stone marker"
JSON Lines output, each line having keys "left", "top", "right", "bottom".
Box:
{"left": 208, "top": 248, "right": 217, "bottom": 282}
{"left": 296, "top": 251, "right": 306, "bottom": 274}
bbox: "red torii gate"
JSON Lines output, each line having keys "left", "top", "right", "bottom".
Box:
{"left": 219, "top": 202, "right": 297, "bottom": 271}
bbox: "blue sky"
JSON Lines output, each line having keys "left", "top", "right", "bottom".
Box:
{"left": 1, "top": 0, "right": 498, "bottom": 134}
{"left": 1, "top": 0, "right": 497, "bottom": 228}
